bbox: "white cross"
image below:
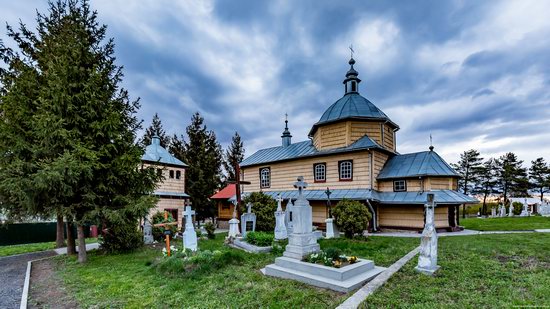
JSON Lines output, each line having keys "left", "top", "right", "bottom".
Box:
{"left": 277, "top": 194, "right": 283, "bottom": 212}
{"left": 184, "top": 206, "right": 195, "bottom": 220}
{"left": 293, "top": 176, "right": 308, "bottom": 197}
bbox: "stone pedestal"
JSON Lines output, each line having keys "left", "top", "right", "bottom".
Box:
{"left": 182, "top": 206, "right": 198, "bottom": 251}
{"left": 491, "top": 207, "right": 496, "bottom": 218}
{"left": 143, "top": 218, "right": 154, "bottom": 245}
{"left": 325, "top": 218, "right": 339, "bottom": 239}
{"left": 520, "top": 200, "right": 529, "bottom": 217}
{"left": 415, "top": 194, "right": 440, "bottom": 276}
{"left": 228, "top": 217, "right": 240, "bottom": 238}
{"left": 274, "top": 195, "right": 288, "bottom": 240}
{"left": 508, "top": 204, "right": 514, "bottom": 217}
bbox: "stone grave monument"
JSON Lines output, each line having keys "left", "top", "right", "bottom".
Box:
{"left": 508, "top": 203, "right": 514, "bottom": 217}
{"left": 415, "top": 193, "right": 440, "bottom": 275}
{"left": 285, "top": 199, "right": 294, "bottom": 235}
{"left": 498, "top": 204, "right": 506, "bottom": 217}
{"left": 520, "top": 199, "right": 530, "bottom": 217}
{"left": 241, "top": 203, "right": 257, "bottom": 238}
{"left": 539, "top": 202, "right": 550, "bottom": 216}
{"left": 183, "top": 205, "right": 198, "bottom": 251}
{"left": 262, "top": 176, "right": 385, "bottom": 292}
{"left": 143, "top": 217, "right": 154, "bottom": 245}
{"left": 274, "top": 194, "right": 288, "bottom": 240}
{"left": 491, "top": 207, "right": 497, "bottom": 218}
{"left": 228, "top": 206, "right": 240, "bottom": 238}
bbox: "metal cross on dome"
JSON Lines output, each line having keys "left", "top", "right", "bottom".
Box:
{"left": 349, "top": 44, "right": 354, "bottom": 58}
{"left": 294, "top": 176, "right": 308, "bottom": 197}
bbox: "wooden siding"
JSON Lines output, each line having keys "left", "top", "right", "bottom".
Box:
{"left": 378, "top": 205, "right": 449, "bottom": 229}
{"left": 372, "top": 151, "right": 388, "bottom": 188}
{"left": 378, "top": 177, "right": 458, "bottom": 192}
{"left": 149, "top": 198, "right": 185, "bottom": 229}
{"left": 313, "top": 120, "right": 395, "bottom": 152}
{"left": 143, "top": 163, "right": 186, "bottom": 193}
{"left": 313, "top": 122, "right": 348, "bottom": 150}
{"left": 242, "top": 151, "right": 372, "bottom": 192}
{"left": 217, "top": 201, "right": 235, "bottom": 220}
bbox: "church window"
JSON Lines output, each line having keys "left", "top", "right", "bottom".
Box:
{"left": 339, "top": 160, "right": 353, "bottom": 181}
{"left": 157, "top": 169, "right": 163, "bottom": 177}
{"left": 314, "top": 163, "right": 326, "bottom": 182}
{"left": 169, "top": 170, "right": 174, "bottom": 179}
{"left": 176, "top": 170, "right": 181, "bottom": 180}
{"left": 351, "top": 81, "right": 357, "bottom": 92}
{"left": 260, "top": 167, "right": 271, "bottom": 188}
{"left": 393, "top": 180, "right": 407, "bottom": 192}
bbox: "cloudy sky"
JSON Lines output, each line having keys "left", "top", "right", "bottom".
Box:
{"left": 1, "top": 0, "right": 549, "bottom": 165}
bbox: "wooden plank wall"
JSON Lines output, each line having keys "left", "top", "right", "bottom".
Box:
{"left": 313, "top": 122, "right": 348, "bottom": 150}
{"left": 143, "top": 163, "right": 186, "bottom": 193}
{"left": 217, "top": 201, "right": 235, "bottom": 220}
{"left": 313, "top": 121, "right": 395, "bottom": 152}
{"left": 377, "top": 177, "right": 458, "bottom": 192}
{"left": 383, "top": 124, "right": 395, "bottom": 151}
{"left": 350, "top": 122, "right": 381, "bottom": 145}
{"left": 242, "top": 151, "right": 372, "bottom": 192}
{"left": 378, "top": 205, "right": 449, "bottom": 229}
{"left": 149, "top": 198, "right": 185, "bottom": 229}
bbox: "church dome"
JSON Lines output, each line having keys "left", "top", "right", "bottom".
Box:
{"left": 309, "top": 58, "right": 398, "bottom": 137}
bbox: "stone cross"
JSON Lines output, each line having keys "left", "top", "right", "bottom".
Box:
{"left": 415, "top": 193, "right": 440, "bottom": 275}
{"left": 143, "top": 217, "right": 154, "bottom": 245}
{"left": 183, "top": 205, "right": 198, "bottom": 251}
{"left": 247, "top": 202, "right": 252, "bottom": 214}
{"left": 274, "top": 194, "right": 287, "bottom": 240}
{"left": 277, "top": 194, "right": 283, "bottom": 212}
{"left": 294, "top": 176, "right": 308, "bottom": 198}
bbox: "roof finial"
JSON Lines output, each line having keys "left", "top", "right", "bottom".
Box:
{"left": 285, "top": 113, "right": 288, "bottom": 130}
{"left": 349, "top": 44, "right": 354, "bottom": 59}
{"left": 429, "top": 134, "right": 434, "bottom": 151}
{"left": 281, "top": 113, "right": 292, "bottom": 147}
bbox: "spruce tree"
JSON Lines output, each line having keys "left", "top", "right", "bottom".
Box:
{"left": 476, "top": 159, "right": 498, "bottom": 216}
{"left": 529, "top": 158, "right": 550, "bottom": 202}
{"left": 223, "top": 132, "right": 245, "bottom": 182}
{"left": 452, "top": 149, "right": 483, "bottom": 218}
{"left": 182, "top": 112, "right": 222, "bottom": 221}
{"left": 0, "top": 0, "right": 159, "bottom": 263}
{"left": 141, "top": 113, "right": 170, "bottom": 148}
{"left": 496, "top": 152, "right": 528, "bottom": 204}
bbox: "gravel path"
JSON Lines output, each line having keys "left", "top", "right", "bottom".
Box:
{"left": 0, "top": 250, "right": 56, "bottom": 309}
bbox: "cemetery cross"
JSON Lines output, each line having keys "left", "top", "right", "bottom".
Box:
{"left": 153, "top": 210, "right": 178, "bottom": 257}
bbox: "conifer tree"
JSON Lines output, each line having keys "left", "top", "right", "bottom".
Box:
{"left": 476, "top": 158, "right": 498, "bottom": 216}
{"left": 529, "top": 157, "right": 550, "bottom": 202}
{"left": 181, "top": 113, "right": 222, "bottom": 221}
{"left": 141, "top": 113, "right": 170, "bottom": 148}
{"left": 452, "top": 149, "right": 483, "bottom": 218}
{"left": 223, "top": 132, "right": 245, "bottom": 182}
{"left": 0, "top": 0, "right": 158, "bottom": 263}
{"left": 496, "top": 152, "right": 528, "bottom": 203}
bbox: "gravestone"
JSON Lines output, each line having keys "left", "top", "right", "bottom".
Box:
{"left": 491, "top": 207, "right": 496, "bottom": 218}
{"left": 539, "top": 202, "right": 550, "bottom": 216}
{"left": 282, "top": 177, "right": 320, "bottom": 259}
{"left": 415, "top": 193, "right": 440, "bottom": 276}
{"left": 498, "top": 204, "right": 506, "bottom": 217}
{"left": 274, "top": 194, "right": 288, "bottom": 240}
{"left": 285, "top": 199, "right": 294, "bottom": 235}
{"left": 508, "top": 203, "right": 514, "bottom": 217}
{"left": 143, "top": 217, "right": 154, "bottom": 244}
{"left": 228, "top": 206, "right": 240, "bottom": 238}
{"left": 520, "top": 199, "right": 530, "bottom": 217}
{"left": 183, "top": 205, "right": 198, "bottom": 251}
{"left": 241, "top": 203, "right": 257, "bottom": 238}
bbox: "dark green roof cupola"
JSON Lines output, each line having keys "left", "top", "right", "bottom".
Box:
{"left": 343, "top": 57, "right": 361, "bottom": 94}
{"left": 281, "top": 114, "right": 292, "bottom": 147}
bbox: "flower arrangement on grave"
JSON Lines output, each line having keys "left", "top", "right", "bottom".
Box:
{"left": 304, "top": 248, "right": 360, "bottom": 268}
{"left": 162, "top": 245, "right": 178, "bottom": 257}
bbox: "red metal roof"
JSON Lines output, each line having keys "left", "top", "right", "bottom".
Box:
{"left": 210, "top": 184, "right": 236, "bottom": 199}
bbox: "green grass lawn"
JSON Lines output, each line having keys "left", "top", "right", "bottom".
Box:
{"left": 364, "top": 233, "right": 550, "bottom": 308}
{"left": 461, "top": 216, "right": 550, "bottom": 231}
{"left": 0, "top": 238, "right": 98, "bottom": 257}
{"left": 52, "top": 235, "right": 418, "bottom": 308}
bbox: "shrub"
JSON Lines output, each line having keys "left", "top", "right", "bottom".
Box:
{"left": 245, "top": 231, "right": 274, "bottom": 247}
{"left": 152, "top": 211, "right": 178, "bottom": 242}
{"left": 512, "top": 202, "right": 523, "bottom": 215}
{"left": 204, "top": 222, "right": 216, "bottom": 239}
{"left": 101, "top": 219, "right": 143, "bottom": 253}
{"left": 272, "top": 239, "right": 288, "bottom": 256}
{"left": 242, "top": 192, "right": 277, "bottom": 231}
{"left": 333, "top": 199, "right": 372, "bottom": 238}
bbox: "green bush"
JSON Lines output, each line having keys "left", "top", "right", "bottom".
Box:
{"left": 272, "top": 239, "right": 288, "bottom": 256}
{"left": 245, "top": 231, "right": 274, "bottom": 247}
{"left": 204, "top": 222, "right": 216, "bottom": 239}
{"left": 153, "top": 249, "right": 244, "bottom": 278}
{"left": 101, "top": 220, "right": 143, "bottom": 253}
{"left": 333, "top": 199, "right": 372, "bottom": 238}
{"left": 152, "top": 211, "right": 178, "bottom": 242}
{"left": 512, "top": 202, "right": 523, "bottom": 215}
{"left": 242, "top": 192, "right": 277, "bottom": 231}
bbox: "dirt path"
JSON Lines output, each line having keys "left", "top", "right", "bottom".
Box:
{"left": 0, "top": 251, "right": 56, "bottom": 309}
{"left": 29, "top": 258, "right": 78, "bottom": 309}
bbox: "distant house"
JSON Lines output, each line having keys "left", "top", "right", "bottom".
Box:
{"left": 237, "top": 57, "right": 477, "bottom": 232}
{"left": 210, "top": 184, "right": 237, "bottom": 228}
{"left": 141, "top": 136, "right": 189, "bottom": 228}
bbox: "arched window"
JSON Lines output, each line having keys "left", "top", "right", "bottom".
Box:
{"left": 169, "top": 170, "right": 174, "bottom": 179}
{"left": 314, "top": 163, "right": 326, "bottom": 182}
{"left": 339, "top": 160, "right": 353, "bottom": 181}
{"left": 260, "top": 167, "right": 271, "bottom": 188}
{"left": 176, "top": 170, "right": 181, "bottom": 180}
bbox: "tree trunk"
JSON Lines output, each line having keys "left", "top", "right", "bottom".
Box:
{"left": 482, "top": 193, "right": 488, "bottom": 216}
{"left": 462, "top": 204, "right": 466, "bottom": 219}
{"left": 66, "top": 220, "right": 76, "bottom": 255}
{"left": 77, "top": 225, "right": 87, "bottom": 263}
{"left": 56, "top": 213, "right": 65, "bottom": 248}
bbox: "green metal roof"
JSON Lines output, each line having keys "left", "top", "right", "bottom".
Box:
{"left": 229, "top": 189, "right": 477, "bottom": 204}
{"left": 377, "top": 150, "right": 459, "bottom": 180}
{"left": 309, "top": 93, "right": 399, "bottom": 136}
{"left": 141, "top": 136, "right": 187, "bottom": 167}
{"left": 240, "top": 135, "right": 391, "bottom": 167}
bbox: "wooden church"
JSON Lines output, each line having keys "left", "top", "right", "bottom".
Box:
{"left": 237, "top": 57, "right": 477, "bottom": 231}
